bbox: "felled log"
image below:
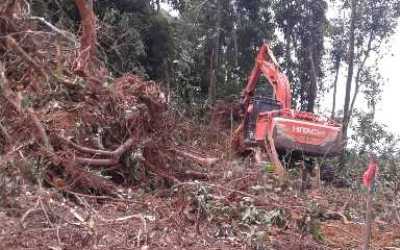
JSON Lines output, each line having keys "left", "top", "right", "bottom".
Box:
{"left": 174, "top": 149, "right": 219, "bottom": 167}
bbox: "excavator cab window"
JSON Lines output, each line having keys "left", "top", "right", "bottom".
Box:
{"left": 254, "top": 77, "right": 274, "bottom": 98}
{"left": 244, "top": 96, "right": 281, "bottom": 144}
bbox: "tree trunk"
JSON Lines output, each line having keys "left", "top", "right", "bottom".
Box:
{"left": 208, "top": 0, "right": 222, "bottom": 105}
{"left": 348, "top": 32, "right": 374, "bottom": 120}
{"left": 361, "top": 187, "right": 374, "bottom": 250}
{"left": 155, "top": 0, "right": 161, "bottom": 12}
{"left": 371, "top": 102, "right": 376, "bottom": 120}
{"left": 292, "top": 37, "right": 302, "bottom": 110}
{"left": 87, "top": 0, "right": 93, "bottom": 9}
{"left": 74, "top": 0, "right": 97, "bottom": 77}
{"left": 232, "top": 27, "right": 239, "bottom": 71}
{"left": 208, "top": 48, "right": 217, "bottom": 105}
{"left": 163, "top": 59, "right": 171, "bottom": 103}
{"left": 307, "top": 46, "right": 318, "bottom": 113}
{"left": 2, "top": 0, "right": 24, "bottom": 18}
{"left": 284, "top": 33, "right": 293, "bottom": 83}
{"left": 331, "top": 59, "right": 340, "bottom": 119}
{"left": 342, "top": 0, "right": 357, "bottom": 142}
{"left": 340, "top": 0, "right": 357, "bottom": 169}
{"left": 231, "top": 0, "right": 239, "bottom": 86}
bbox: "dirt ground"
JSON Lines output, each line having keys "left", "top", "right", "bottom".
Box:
{"left": 0, "top": 163, "right": 399, "bottom": 250}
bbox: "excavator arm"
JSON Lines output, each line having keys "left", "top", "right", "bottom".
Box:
{"left": 241, "top": 43, "right": 292, "bottom": 111}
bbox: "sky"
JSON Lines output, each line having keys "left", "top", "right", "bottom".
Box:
{"left": 375, "top": 26, "right": 400, "bottom": 135}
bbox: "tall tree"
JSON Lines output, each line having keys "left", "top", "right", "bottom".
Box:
{"left": 207, "top": 0, "right": 222, "bottom": 105}
{"left": 339, "top": 0, "right": 400, "bottom": 151}
{"left": 342, "top": 0, "right": 357, "bottom": 141}
{"left": 169, "top": 0, "right": 276, "bottom": 103}
{"left": 329, "top": 14, "right": 347, "bottom": 119}
{"left": 274, "top": 0, "right": 327, "bottom": 111}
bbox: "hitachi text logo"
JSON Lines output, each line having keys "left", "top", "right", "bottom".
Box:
{"left": 292, "top": 126, "right": 324, "bottom": 136}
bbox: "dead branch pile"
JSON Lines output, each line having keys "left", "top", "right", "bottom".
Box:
{"left": 0, "top": 0, "right": 220, "bottom": 195}
{"left": 210, "top": 99, "right": 241, "bottom": 129}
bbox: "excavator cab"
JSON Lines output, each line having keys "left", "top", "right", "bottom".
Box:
{"left": 243, "top": 96, "right": 280, "bottom": 144}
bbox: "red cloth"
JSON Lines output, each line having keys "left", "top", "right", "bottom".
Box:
{"left": 363, "top": 161, "right": 378, "bottom": 188}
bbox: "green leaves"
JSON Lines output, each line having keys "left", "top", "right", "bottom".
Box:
{"left": 273, "top": 0, "right": 327, "bottom": 111}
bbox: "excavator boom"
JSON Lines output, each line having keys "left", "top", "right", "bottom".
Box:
{"left": 241, "top": 43, "right": 291, "bottom": 111}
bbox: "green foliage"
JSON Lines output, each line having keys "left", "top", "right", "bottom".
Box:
{"left": 351, "top": 111, "right": 398, "bottom": 155}
{"left": 273, "top": 0, "right": 327, "bottom": 110}
{"left": 98, "top": 9, "right": 147, "bottom": 76}
{"left": 360, "top": 67, "right": 383, "bottom": 112}
{"left": 235, "top": 0, "right": 276, "bottom": 73}
{"left": 341, "top": 111, "right": 400, "bottom": 192}
{"left": 32, "top": 0, "right": 175, "bottom": 80}
{"left": 31, "top": 0, "right": 79, "bottom": 26}
{"left": 297, "top": 202, "right": 325, "bottom": 242}
{"left": 96, "top": 1, "right": 175, "bottom": 79}
{"left": 168, "top": 0, "right": 277, "bottom": 103}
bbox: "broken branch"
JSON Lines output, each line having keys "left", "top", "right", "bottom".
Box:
{"left": 0, "top": 62, "right": 53, "bottom": 151}
{"left": 61, "top": 136, "right": 137, "bottom": 166}
{"left": 5, "top": 36, "right": 48, "bottom": 79}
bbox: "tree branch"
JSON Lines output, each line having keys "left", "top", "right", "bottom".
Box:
{"left": 0, "top": 120, "right": 11, "bottom": 143}
{"left": 75, "top": 157, "right": 118, "bottom": 166}
{"left": 28, "top": 16, "right": 77, "bottom": 44}
{"left": 61, "top": 136, "right": 137, "bottom": 167}
{"left": 331, "top": 59, "right": 341, "bottom": 119}
{"left": 0, "top": 62, "right": 53, "bottom": 151}
{"left": 173, "top": 149, "right": 219, "bottom": 166}
{"left": 5, "top": 35, "right": 48, "bottom": 79}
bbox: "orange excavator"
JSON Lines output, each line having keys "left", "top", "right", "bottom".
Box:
{"left": 234, "top": 42, "right": 343, "bottom": 181}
